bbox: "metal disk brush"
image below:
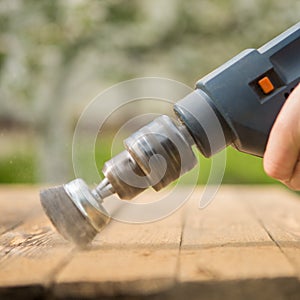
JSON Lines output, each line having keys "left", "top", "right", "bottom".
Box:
{"left": 40, "top": 178, "right": 113, "bottom": 247}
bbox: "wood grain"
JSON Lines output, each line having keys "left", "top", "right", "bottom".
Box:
{"left": 54, "top": 190, "right": 184, "bottom": 299}
{"left": 177, "top": 186, "right": 299, "bottom": 299}
{"left": 0, "top": 188, "right": 73, "bottom": 299}
{"left": 244, "top": 187, "right": 300, "bottom": 275}
{"left": 1, "top": 185, "right": 300, "bottom": 299}
{"left": 0, "top": 186, "right": 40, "bottom": 235}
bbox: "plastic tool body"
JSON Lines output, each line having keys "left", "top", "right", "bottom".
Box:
{"left": 175, "top": 23, "right": 300, "bottom": 158}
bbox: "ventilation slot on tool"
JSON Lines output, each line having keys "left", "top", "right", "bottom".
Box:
{"left": 284, "top": 85, "right": 297, "bottom": 99}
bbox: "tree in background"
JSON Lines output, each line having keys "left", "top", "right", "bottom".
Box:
{"left": 0, "top": 0, "right": 299, "bottom": 182}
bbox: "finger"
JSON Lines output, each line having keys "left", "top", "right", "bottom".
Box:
{"left": 264, "top": 84, "right": 300, "bottom": 181}
{"left": 282, "top": 159, "right": 300, "bottom": 190}
{"left": 264, "top": 125, "right": 298, "bottom": 181}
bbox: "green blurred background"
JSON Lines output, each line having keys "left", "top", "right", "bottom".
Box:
{"left": 0, "top": 0, "right": 299, "bottom": 185}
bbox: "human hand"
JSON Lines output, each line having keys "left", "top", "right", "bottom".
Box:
{"left": 264, "top": 83, "right": 300, "bottom": 190}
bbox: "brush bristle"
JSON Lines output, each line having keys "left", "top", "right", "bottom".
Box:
{"left": 40, "top": 185, "right": 98, "bottom": 247}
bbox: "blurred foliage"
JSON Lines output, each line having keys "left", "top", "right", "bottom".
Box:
{"left": 0, "top": 154, "right": 36, "bottom": 183}
{"left": 0, "top": 134, "right": 276, "bottom": 186}
{"left": 72, "top": 139, "right": 276, "bottom": 185}
{"left": 0, "top": 0, "right": 299, "bottom": 184}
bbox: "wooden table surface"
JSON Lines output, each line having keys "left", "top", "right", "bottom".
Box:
{"left": 1, "top": 185, "right": 300, "bottom": 300}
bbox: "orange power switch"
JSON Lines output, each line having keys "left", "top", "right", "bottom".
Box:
{"left": 258, "top": 76, "right": 274, "bottom": 94}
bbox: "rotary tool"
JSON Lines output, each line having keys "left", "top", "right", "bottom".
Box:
{"left": 40, "top": 22, "right": 300, "bottom": 247}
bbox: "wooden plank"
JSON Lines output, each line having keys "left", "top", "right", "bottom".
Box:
{"left": 0, "top": 186, "right": 40, "bottom": 235}
{"left": 0, "top": 213, "right": 73, "bottom": 285}
{"left": 178, "top": 186, "right": 298, "bottom": 299}
{"left": 1, "top": 186, "right": 300, "bottom": 300}
{"left": 93, "top": 195, "right": 184, "bottom": 249}
{"left": 54, "top": 248, "right": 179, "bottom": 298}
{"left": 244, "top": 187, "right": 300, "bottom": 277}
{"left": 53, "top": 190, "right": 184, "bottom": 299}
{"left": 0, "top": 188, "right": 74, "bottom": 299}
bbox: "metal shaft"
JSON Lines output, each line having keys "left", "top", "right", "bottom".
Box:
{"left": 92, "top": 177, "right": 115, "bottom": 202}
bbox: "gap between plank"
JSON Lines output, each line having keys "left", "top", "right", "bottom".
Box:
{"left": 243, "top": 199, "right": 298, "bottom": 275}
{"left": 0, "top": 221, "right": 23, "bottom": 237}
{"left": 174, "top": 206, "right": 187, "bottom": 281}
{"left": 44, "top": 247, "right": 78, "bottom": 292}
{"left": 0, "top": 207, "right": 41, "bottom": 238}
